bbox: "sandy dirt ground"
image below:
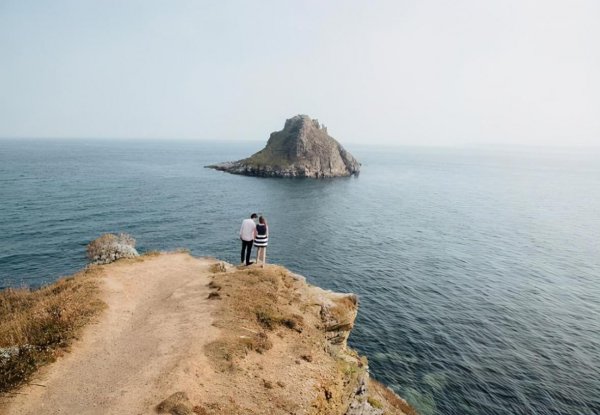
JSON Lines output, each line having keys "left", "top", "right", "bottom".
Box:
{"left": 2, "top": 253, "right": 219, "bottom": 415}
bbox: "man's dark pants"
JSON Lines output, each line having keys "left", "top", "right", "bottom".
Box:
{"left": 241, "top": 239, "right": 253, "bottom": 265}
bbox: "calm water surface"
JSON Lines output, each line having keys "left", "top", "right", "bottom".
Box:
{"left": 1, "top": 140, "right": 599, "bottom": 414}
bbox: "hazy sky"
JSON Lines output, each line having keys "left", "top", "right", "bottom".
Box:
{"left": 1, "top": 0, "right": 598, "bottom": 146}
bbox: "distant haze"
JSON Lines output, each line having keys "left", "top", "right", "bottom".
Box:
{"left": 1, "top": 0, "right": 598, "bottom": 146}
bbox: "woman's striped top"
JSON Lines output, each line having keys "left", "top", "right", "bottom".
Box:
{"left": 254, "top": 224, "right": 268, "bottom": 247}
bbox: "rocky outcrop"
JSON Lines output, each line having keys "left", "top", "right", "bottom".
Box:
{"left": 86, "top": 233, "right": 139, "bottom": 264}
{"left": 199, "top": 263, "right": 411, "bottom": 415}
{"left": 313, "top": 288, "right": 384, "bottom": 415}
{"left": 208, "top": 115, "right": 361, "bottom": 178}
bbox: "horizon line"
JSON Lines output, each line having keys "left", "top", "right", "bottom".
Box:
{"left": 0, "top": 136, "right": 599, "bottom": 150}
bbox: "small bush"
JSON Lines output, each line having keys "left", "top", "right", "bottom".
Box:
{"left": 0, "top": 346, "right": 40, "bottom": 392}
{"left": 367, "top": 396, "right": 384, "bottom": 409}
{"left": 208, "top": 292, "right": 221, "bottom": 300}
{"left": 86, "top": 233, "right": 139, "bottom": 264}
{"left": 280, "top": 314, "right": 304, "bottom": 332}
{"left": 247, "top": 332, "right": 273, "bottom": 354}
{"left": 255, "top": 308, "right": 278, "bottom": 330}
{"left": 209, "top": 263, "right": 226, "bottom": 273}
{"left": 255, "top": 306, "right": 304, "bottom": 333}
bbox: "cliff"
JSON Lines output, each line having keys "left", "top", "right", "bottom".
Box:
{"left": 1, "top": 253, "right": 414, "bottom": 415}
{"left": 208, "top": 115, "right": 361, "bottom": 178}
{"left": 201, "top": 261, "right": 413, "bottom": 414}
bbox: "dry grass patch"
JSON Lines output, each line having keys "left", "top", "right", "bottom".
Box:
{"left": 205, "top": 266, "right": 304, "bottom": 338}
{"left": 203, "top": 266, "right": 323, "bottom": 409}
{"left": 201, "top": 263, "right": 412, "bottom": 415}
{"left": 209, "top": 263, "right": 226, "bottom": 273}
{"left": 367, "top": 396, "right": 384, "bottom": 409}
{"left": 201, "top": 265, "right": 374, "bottom": 414}
{"left": 0, "top": 266, "right": 105, "bottom": 394}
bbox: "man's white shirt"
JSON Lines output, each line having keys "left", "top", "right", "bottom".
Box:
{"left": 240, "top": 218, "right": 256, "bottom": 241}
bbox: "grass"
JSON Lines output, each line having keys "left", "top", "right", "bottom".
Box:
{"left": 255, "top": 308, "right": 278, "bottom": 330}
{"left": 204, "top": 266, "right": 309, "bottom": 373}
{"left": 367, "top": 396, "right": 384, "bottom": 409}
{"left": 200, "top": 262, "right": 419, "bottom": 414}
{"left": 209, "top": 263, "right": 226, "bottom": 273}
{"left": 253, "top": 302, "right": 304, "bottom": 332}
{"left": 243, "top": 146, "right": 292, "bottom": 167}
{"left": 336, "top": 357, "right": 364, "bottom": 385}
{"left": 0, "top": 266, "right": 105, "bottom": 394}
{"left": 255, "top": 305, "right": 304, "bottom": 333}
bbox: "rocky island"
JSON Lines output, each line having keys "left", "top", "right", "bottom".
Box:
{"left": 208, "top": 115, "right": 361, "bottom": 178}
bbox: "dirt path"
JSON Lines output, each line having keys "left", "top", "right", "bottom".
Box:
{"left": 2, "top": 253, "right": 219, "bottom": 415}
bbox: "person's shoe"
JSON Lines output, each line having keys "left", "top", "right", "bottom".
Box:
{"left": 246, "top": 261, "right": 254, "bottom": 266}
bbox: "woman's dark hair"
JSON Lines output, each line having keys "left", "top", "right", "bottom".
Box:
{"left": 259, "top": 216, "right": 266, "bottom": 225}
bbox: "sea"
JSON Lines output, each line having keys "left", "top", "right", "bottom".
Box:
{"left": 1, "top": 139, "right": 599, "bottom": 415}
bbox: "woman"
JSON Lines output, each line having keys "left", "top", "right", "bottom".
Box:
{"left": 254, "top": 216, "right": 269, "bottom": 267}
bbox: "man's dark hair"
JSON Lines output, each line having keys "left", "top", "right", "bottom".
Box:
{"left": 251, "top": 213, "right": 258, "bottom": 219}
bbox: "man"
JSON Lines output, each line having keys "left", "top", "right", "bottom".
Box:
{"left": 239, "top": 213, "right": 257, "bottom": 266}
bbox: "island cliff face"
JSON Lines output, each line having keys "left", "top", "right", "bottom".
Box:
{"left": 208, "top": 115, "right": 361, "bottom": 178}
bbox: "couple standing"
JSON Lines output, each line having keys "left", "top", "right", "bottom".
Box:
{"left": 239, "top": 213, "right": 269, "bottom": 267}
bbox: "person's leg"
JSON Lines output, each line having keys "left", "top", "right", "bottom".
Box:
{"left": 241, "top": 240, "right": 246, "bottom": 264}
{"left": 245, "top": 241, "right": 253, "bottom": 265}
{"left": 256, "top": 247, "right": 261, "bottom": 264}
{"left": 261, "top": 247, "right": 267, "bottom": 268}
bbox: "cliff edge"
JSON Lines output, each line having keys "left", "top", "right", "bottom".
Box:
{"left": 1, "top": 253, "right": 413, "bottom": 415}
{"left": 208, "top": 115, "right": 361, "bottom": 178}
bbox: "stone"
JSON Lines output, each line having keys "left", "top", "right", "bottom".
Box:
{"left": 207, "top": 115, "right": 361, "bottom": 178}
{"left": 86, "top": 233, "right": 139, "bottom": 265}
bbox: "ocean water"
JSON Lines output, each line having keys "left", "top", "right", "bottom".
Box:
{"left": 1, "top": 139, "right": 599, "bottom": 415}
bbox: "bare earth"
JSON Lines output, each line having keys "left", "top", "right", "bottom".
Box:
{"left": 3, "top": 253, "right": 219, "bottom": 415}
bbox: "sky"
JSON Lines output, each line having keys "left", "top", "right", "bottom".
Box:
{"left": 0, "top": 0, "right": 599, "bottom": 146}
